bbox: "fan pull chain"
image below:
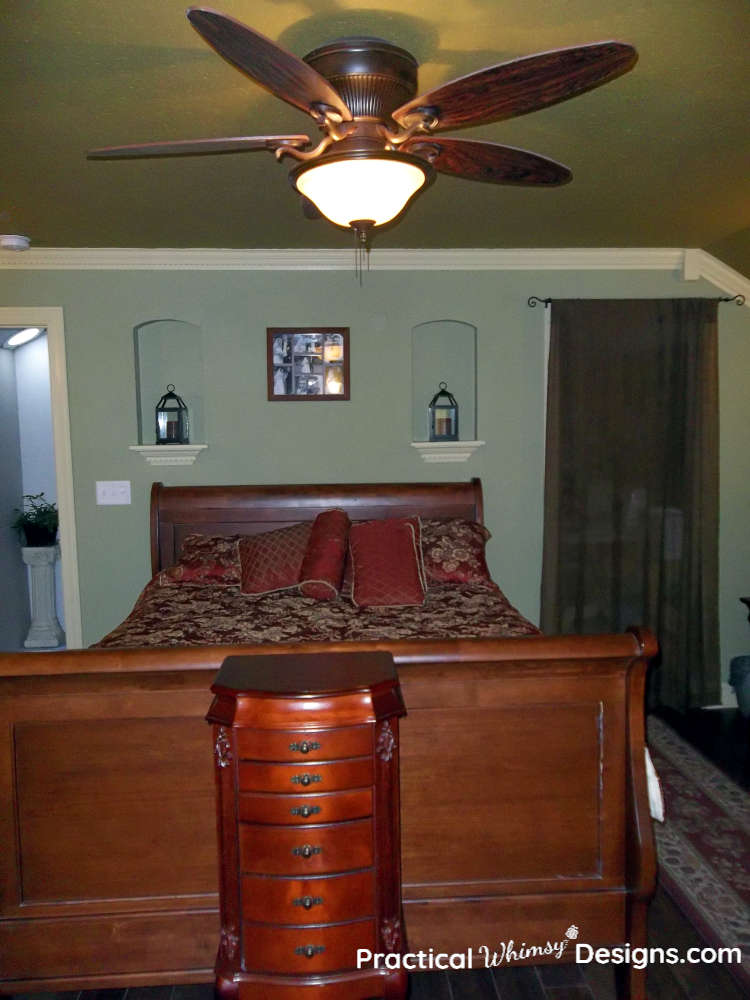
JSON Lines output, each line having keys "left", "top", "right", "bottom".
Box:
{"left": 352, "top": 221, "right": 374, "bottom": 284}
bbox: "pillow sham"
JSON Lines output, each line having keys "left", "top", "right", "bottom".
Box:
{"left": 239, "top": 522, "right": 312, "bottom": 595}
{"left": 156, "top": 533, "right": 241, "bottom": 586}
{"left": 299, "top": 508, "right": 350, "bottom": 600}
{"left": 341, "top": 515, "right": 425, "bottom": 598}
{"left": 420, "top": 517, "right": 493, "bottom": 585}
{"left": 349, "top": 517, "right": 426, "bottom": 608}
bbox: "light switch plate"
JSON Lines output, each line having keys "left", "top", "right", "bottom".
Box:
{"left": 96, "top": 480, "right": 131, "bottom": 505}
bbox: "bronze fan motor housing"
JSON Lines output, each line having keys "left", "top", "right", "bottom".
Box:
{"left": 290, "top": 36, "right": 436, "bottom": 234}
{"left": 302, "top": 37, "right": 419, "bottom": 124}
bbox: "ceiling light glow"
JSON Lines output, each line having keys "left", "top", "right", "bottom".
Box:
{"left": 6, "top": 327, "right": 42, "bottom": 348}
{"left": 293, "top": 156, "right": 429, "bottom": 229}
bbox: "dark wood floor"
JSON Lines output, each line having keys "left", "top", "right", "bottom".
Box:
{"left": 7, "top": 709, "right": 748, "bottom": 1000}
{"left": 654, "top": 704, "right": 750, "bottom": 790}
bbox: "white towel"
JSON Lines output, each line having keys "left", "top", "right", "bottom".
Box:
{"left": 645, "top": 746, "right": 665, "bottom": 822}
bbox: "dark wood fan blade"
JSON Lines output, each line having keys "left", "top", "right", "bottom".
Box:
{"left": 402, "top": 137, "right": 571, "bottom": 185}
{"left": 187, "top": 7, "right": 352, "bottom": 122}
{"left": 87, "top": 134, "right": 310, "bottom": 159}
{"left": 393, "top": 41, "right": 637, "bottom": 131}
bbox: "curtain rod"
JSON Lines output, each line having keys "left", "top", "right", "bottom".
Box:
{"left": 527, "top": 294, "right": 745, "bottom": 308}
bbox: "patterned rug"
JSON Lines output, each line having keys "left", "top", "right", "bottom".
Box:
{"left": 647, "top": 715, "right": 750, "bottom": 990}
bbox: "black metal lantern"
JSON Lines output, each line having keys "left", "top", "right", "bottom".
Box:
{"left": 155, "top": 384, "right": 190, "bottom": 444}
{"left": 428, "top": 382, "right": 458, "bottom": 441}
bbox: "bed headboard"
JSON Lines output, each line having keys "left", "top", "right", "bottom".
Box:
{"left": 150, "top": 480, "right": 484, "bottom": 574}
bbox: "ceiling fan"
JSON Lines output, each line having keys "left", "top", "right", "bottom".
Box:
{"left": 89, "top": 7, "right": 637, "bottom": 252}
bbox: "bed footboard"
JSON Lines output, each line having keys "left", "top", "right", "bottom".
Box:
{"left": 0, "top": 631, "right": 656, "bottom": 996}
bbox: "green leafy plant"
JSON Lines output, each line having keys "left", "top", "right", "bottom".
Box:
{"left": 12, "top": 492, "right": 59, "bottom": 546}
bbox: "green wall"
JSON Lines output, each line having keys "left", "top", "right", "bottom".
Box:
{"left": 1, "top": 262, "right": 747, "bottom": 698}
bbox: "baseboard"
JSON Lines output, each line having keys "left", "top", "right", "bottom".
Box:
{"left": 702, "top": 682, "right": 737, "bottom": 709}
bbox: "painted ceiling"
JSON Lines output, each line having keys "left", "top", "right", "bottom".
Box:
{"left": 2, "top": 0, "right": 748, "bottom": 274}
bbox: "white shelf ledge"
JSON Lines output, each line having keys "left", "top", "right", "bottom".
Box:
{"left": 411, "top": 440, "right": 485, "bottom": 463}
{"left": 129, "top": 444, "right": 208, "bottom": 466}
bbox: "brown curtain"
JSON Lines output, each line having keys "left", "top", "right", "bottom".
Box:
{"left": 541, "top": 299, "right": 719, "bottom": 711}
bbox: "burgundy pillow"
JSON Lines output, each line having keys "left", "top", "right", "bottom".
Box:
{"left": 239, "top": 522, "right": 312, "bottom": 595}
{"left": 342, "top": 515, "right": 424, "bottom": 598}
{"left": 420, "top": 518, "right": 492, "bottom": 585}
{"left": 299, "top": 509, "right": 350, "bottom": 600}
{"left": 349, "top": 518, "right": 426, "bottom": 608}
{"left": 157, "top": 533, "right": 240, "bottom": 586}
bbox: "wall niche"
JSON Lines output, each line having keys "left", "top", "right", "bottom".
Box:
{"left": 130, "top": 318, "right": 207, "bottom": 466}
{"left": 411, "top": 319, "right": 483, "bottom": 462}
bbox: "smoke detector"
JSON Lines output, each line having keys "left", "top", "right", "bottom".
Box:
{"left": 0, "top": 234, "right": 31, "bottom": 251}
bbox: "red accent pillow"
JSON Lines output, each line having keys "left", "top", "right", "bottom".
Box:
{"left": 157, "top": 533, "right": 240, "bottom": 586}
{"left": 420, "top": 518, "right": 493, "bottom": 585}
{"left": 349, "top": 517, "right": 426, "bottom": 608}
{"left": 341, "top": 516, "right": 425, "bottom": 598}
{"left": 239, "top": 523, "right": 312, "bottom": 595}
{"left": 299, "top": 509, "right": 350, "bottom": 600}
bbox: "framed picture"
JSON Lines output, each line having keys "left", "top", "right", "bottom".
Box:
{"left": 267, "top": 327, "right": 350, "bottom": 401}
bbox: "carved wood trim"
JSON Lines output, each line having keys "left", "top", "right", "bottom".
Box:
{"left": 215, "top": 726, "right": 232, "bottom": 767}
{"left": 376, "top": 719, "right": 396, "bottom": 762}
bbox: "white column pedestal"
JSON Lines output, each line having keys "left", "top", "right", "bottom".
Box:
{"left": 22, "top": 545, "right": 65, "bottom": 648}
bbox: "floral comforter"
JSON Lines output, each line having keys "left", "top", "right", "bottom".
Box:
{"left": 94, "top": 579, "right": 539, "bottom": 648}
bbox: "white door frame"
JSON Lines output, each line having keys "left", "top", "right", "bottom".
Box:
{"left": 0, "top": 307, "right": 82, "bottom": 647}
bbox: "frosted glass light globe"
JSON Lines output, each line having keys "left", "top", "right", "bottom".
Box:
{"left": 294, "top": 156, "right": 428, "bottom": 228}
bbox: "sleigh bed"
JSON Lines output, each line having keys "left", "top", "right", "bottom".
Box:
{"left": 0, "top": 480, "right": 657, "bottom": 998}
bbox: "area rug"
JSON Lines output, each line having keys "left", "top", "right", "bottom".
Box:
{"left": 647, "top": 715, "right": 750, "bottom": 990}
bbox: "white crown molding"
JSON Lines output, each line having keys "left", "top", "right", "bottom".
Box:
{"left": 0, "top": 247, "right": 746, "bottom": 301}
{"left": 683, "top": 249, "right": 750, "bottom": 305}
{"left": 0, "top": 246, "right": 685, "bottom": 271}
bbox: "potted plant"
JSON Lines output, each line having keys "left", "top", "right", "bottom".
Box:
{"left": 12, "top": 492, "right": 59, "bottom": 547}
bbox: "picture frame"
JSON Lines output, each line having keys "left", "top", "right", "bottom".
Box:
{"left": 267, "top": 327, "right": 350, "bottom": 401}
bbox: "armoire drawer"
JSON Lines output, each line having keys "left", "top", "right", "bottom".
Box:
{"left": 239, "top": 818, "right": 373, "bottom": 876}
{"left": 235, "top": 725, "right": 371, "bottom": 762}
{"left": 242, "top": 918, "right": 376, "bottom": 975}
{"left": 241, "top": 869, "right": 375, "bottom": 924}
{"left": 238, "top": 757, "right": 373, "bottom": 794}
{"left": 238, "top": 788, "right": 373, "bottom": 825}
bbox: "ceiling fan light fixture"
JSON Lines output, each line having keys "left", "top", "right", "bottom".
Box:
{"left": 291, "top": 152, "right": 432, "bottom": 230}
{"left": 90, "top": 10, "right": 640, "bottom": 260}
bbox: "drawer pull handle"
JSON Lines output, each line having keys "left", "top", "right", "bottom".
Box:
{"left": 291, "top": 804, "right": 320, "bottom": 818}
{"left": 294, "top": 895, "right": 323, "bottom": 910}
{"left": 292, "top": 844, "right": 322, "bottom": 858}
{"left": 290, "top": 740, "right": 321, "bottom": 754}
{"left": 292, "top": 773, "right": 321, "bottom": 786}
{"left": 296, "top": 944, "right": 325, "bottom": 959}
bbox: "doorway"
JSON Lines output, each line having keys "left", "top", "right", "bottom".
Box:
{"left": 0, "top": 307, "right": 81, "bottom": 648}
